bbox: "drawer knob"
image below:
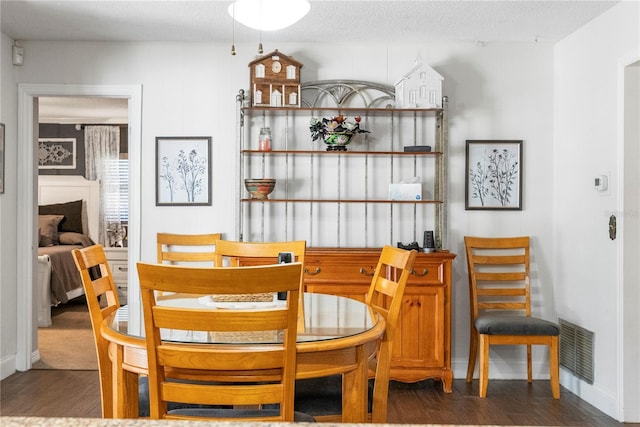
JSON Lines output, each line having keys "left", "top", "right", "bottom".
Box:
{"left": 359, "top": 267, "right": 375, "bottom": 277}
{"left": 117, "top": 267, "right": 128, "bottom": 272}
{"left": 410, "top": 268, "right": 429, "bottom": 277}
{"left": 304, "top": 267, "right": 321, "bottom": 275}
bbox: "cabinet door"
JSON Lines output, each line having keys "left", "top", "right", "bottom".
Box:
{"left": 389, "top": 254, "right": 452, "bottom": 384}
{"left": 393, "top": 283, "right": 445, "bottom": 368}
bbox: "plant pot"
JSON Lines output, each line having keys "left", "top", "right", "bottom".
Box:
{"left": 324, "top": 132, "right": 354, "bottom": 151}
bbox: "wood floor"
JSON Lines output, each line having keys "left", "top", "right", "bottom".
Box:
{"left": 1, "top": 301, "right": 630, "bottom": 425}
{"left": 1, "top": 369, "right": 627, "bottom": 426}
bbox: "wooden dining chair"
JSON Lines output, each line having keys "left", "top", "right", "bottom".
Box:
{"left": 72, "top": 244, "right": 129, "bottom": 417}
{"left": 464, "top": 236, "right": 560, "bottom": 398}
{"left": 214, "top": 239, "right": 307, "bottom": 332}
{"left": 156, "top": 232, "right": 221, "bottom": 266}
{"left": 137, "top": 261, "right": 314, "bottom": 421}
{"left": 294, "top": 245, "right": 417, "bottom": 423}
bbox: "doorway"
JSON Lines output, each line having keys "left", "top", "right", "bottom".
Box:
{"left": 15, "top": 84, "right": 142, "bottom": 371}
{"left": 35, "top": 96, "right": 129, "bottom": 368}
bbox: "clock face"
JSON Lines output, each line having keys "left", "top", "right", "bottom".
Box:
{"left": 272, "top": 61, "right": 282, "bottom": 73}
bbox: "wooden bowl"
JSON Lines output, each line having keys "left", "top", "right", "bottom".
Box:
{"left": 244, "top": 178, "right": 276, "bottom": 200}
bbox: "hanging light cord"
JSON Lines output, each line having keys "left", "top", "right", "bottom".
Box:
{"left": 231, "top": 2, "right": 237, "bottom": 55}
{"left": 257, "top": 0, "right": 263, "bottom": 54}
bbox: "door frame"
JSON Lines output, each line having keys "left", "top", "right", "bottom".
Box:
{"left": 616, "top": 55, "right": 640, "bottom": 422}
{"left": 16, "top": 84, "right": 142, "bottom": 370}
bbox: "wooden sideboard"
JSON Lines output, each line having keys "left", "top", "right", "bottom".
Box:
{"left": 303, "top": 247, "right": 455, "bottom": 392}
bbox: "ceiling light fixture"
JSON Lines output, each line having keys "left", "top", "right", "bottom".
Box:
{"left": 228, "top": 0, "right": 311, "bottom": 31}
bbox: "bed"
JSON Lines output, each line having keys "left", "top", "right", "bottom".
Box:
{"left": 37, "top": 175, "right": 100, "bottom": 327}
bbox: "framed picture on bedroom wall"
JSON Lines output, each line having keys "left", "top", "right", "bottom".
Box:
{"left": 465, "top": 140, "right": 523, "bottom": 210}
{"left": 155, "top": 136, "right": 212, "bottom": 206}
{"left": 0, "top": 123, "right": 5, "bottom": 194}
{"left": 38, "top": 138, "right": 77, "bottom": 169}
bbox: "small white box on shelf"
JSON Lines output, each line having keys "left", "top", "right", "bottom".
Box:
{"left": 389, "top": 183, "right": 422, "bottom": 201}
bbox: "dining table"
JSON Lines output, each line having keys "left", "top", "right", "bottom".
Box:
{"left": 100, "top": 292, "right": 385, "bottom": 422}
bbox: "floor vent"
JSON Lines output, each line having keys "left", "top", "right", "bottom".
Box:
{"left": 559, "top": 319, "right": 594, "bottom": 384}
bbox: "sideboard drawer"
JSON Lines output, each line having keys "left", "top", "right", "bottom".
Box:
{"left": 405, "top": 259, "right": 446, "bottom": 286}
{"left": 304, "top": 248, "right": 380, "bottom": 283}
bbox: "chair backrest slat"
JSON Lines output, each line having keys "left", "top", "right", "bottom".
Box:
{"left": 465, "top": 236, "right": 532, "bottom": 320}
{"left": 156, "top": 232, "right": 221, "bottom": 266}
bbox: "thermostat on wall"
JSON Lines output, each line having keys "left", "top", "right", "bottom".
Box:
{"left": 594, "top": 174, "right": 608, "bottom": 191}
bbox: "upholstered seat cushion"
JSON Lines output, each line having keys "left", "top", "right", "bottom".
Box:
{"left": 475, "top": 315, "right": 559, "bottom": 336}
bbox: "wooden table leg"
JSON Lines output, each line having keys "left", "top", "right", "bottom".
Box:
{"left": 111, "top": 342, "right": 139, "bottom": 418}
{"left": 341, "top": 344, "right": 367, "bottom": 423}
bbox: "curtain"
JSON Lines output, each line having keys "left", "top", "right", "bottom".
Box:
{"left": 85, "top": 125, "right": 120, "bottom": 246}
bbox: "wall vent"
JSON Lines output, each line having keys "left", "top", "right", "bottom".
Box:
{"left": 559, "top": 318, "right": 594, "bottom": 384}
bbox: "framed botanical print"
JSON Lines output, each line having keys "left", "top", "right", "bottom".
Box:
{"left": 465, "top": 140, "right": 523, "bottom": 210}
{"left": 155, "top": 136, "right": 212, "bottom": 206}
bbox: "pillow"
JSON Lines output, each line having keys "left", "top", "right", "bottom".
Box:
{"left": 38, "top": 215, "right": 64, "bottom": 247}
{"left": 59, "top": 231, "right": 94, "bottom": 247}
{"left": 39, "top": 200, "right": 84, "bottom": 234}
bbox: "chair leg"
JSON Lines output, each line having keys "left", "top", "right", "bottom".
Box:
{"left": 370, "top": 347, "right": 392, "bottom": 424}
{"left": 526, "top": 344, "right": 532, "bottom": 383}
{"left": 478, "top": 334, "right": 489, "bottom": 397}
{"left": 549, "top": 336, "right": 560, "bottom": 399}
{"left": 466, "top": 328, "right": 478, "bottom": 382}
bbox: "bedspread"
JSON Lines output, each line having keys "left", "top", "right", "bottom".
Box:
{"left": 38, "top": 245, "right": 83, "bottom": 305}
{"left": 37, "top": 233, "right": 94, "bottom": 305}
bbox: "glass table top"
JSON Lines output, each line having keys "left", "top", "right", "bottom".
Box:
{"left": 108, "top": 292, "right": 377, "bottom": 344}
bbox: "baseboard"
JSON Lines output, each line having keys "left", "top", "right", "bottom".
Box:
{"left": 0, "top": 354, "right": 17, "bottom": 380}
{"left": 560, "top": 369, "right": 619, "bottom": 421}
{"left": 452, "top": 356, "right": 553, "bottom": 380}
{"left": 31, "top": 349, "right": 41, "bottom": 365}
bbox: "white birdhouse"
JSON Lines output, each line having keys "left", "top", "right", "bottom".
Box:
{"left": 395, "top": 59, "right": 444, "bottom": 108}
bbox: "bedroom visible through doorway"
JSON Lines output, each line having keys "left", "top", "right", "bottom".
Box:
{"left": 36, "top": 96, "right": 129, "bottom": 368}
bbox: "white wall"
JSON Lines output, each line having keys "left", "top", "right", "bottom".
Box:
{"left": 554, "top": 0, "right": 639, "bottom": 420}
{"left": 1, "top": 37, "right": 557, "bottom": 375}
{"left": 0, "top": 32, "right": 20, "bottom": 379}
{"left": 0, "top": 3, "right": 635, "bottom": 417}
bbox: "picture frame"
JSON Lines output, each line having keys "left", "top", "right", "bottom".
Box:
{"left": 465, "top": 140, "right": 523, "bottom": 210}
{"left": 38, "top": 138, "right": 77, "bottom": 169}
{"left": 0, "top": 123, "right": 5, "bottom": 194}
{"left": 155, "top": 136, "right": 212, "bottom": 206}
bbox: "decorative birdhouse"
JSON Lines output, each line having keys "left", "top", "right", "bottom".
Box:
{"left": 395, "top": 59, "right": 444, "bottom": 108}
{"left": 248, "top": 49, "right": 303, "bottom": 108}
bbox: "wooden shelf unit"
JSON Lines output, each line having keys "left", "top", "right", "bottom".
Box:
{"left": 236, "top": 80, "right": 454, "bottom": 390}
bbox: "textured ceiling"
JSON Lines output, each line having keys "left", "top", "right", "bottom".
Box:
{"left": 1, "top": 0, "right": 620, "bottom": 44}
{"left": 3, "top": 0, "right": 620, "bottom": 123}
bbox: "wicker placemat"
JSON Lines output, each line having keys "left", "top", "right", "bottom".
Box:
{"left": 210, "top": 329, "right": 280, "bottom": 343}
{"left": 211, "top": 293, "right": 273, "bottom": 302}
